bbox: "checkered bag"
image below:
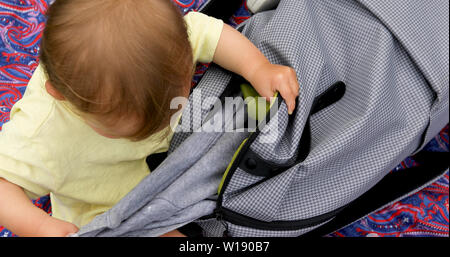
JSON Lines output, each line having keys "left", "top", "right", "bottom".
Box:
{"left": 170, "top": 0, "right": 449, "bottom": 236}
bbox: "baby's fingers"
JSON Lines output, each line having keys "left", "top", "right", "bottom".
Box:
{"left": 276, "top": 80, "right": 298, "bottom": 115}
{"left": 288, "top": 77, "right": 300, "bottom": 113}
{"left": 289, "top": 75, "right": 300, "bottom": 98}
{"left": 279, "top": 68, "right": 299, "bottom": 115}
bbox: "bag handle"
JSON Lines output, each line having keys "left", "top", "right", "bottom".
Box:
{"left": 239, "top": 81, "right": 346, "bottom": 177}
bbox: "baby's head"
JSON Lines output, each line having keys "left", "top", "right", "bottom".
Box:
{"left": 40, "top": 0, "right": 193, "bottom": 140}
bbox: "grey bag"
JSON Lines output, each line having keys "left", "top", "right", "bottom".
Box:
{"left": 77, "top": 0, "right": 449, "bottom": 237}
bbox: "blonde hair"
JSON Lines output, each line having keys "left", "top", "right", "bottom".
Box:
{"left": 40, "top": 0, "right": 193, "bottom": 140}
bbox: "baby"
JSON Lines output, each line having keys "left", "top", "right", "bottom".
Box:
{"left": 0, "top": 0, "right": 298, "bottom": 237}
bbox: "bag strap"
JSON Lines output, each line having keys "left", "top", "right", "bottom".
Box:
{"left": 301, "top": 150, "right": 449, "bottom": 237}
{"left": 239, "top": 81, "right": 346, "bottom": 177}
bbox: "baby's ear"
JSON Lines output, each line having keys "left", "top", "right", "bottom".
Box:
{"left": 45, "top": 80, "right": 65, "bottom": 100}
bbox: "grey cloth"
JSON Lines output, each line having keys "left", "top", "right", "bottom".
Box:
{"left": 76, "top": 102, "right": 249, "bottom": 236}
{"left": 78, "top": 0, "right": 448, "bottom": 237}
{"left": 77, "top": 131, "right": 248, "bottom": 236}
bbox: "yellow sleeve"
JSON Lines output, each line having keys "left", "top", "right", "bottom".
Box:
{"left": 0, "top": 115, "right": 57, "bottom": 199}
{"left": 0, "top": 67, "right": 58, "bottom": 200}
{"left": 184, "top": 11, "right": 224, "bottom": 63}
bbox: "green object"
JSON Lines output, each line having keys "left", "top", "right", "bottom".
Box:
{"left": 240, "top": 83, "right": 276, "bottom": 121}
{"left": 217, "top": 138, "right": 248, "bottom": 194}
{"left": 217, "top": 84, "right": 280, "bottom": 194}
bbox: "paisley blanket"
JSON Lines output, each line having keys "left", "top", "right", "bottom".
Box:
{"left": 0, "top": 0, "right": 447, "bottom": 237}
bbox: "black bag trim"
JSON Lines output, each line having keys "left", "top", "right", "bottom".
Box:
{"left": 238, "top": 81, "right": 346, "bottom": 177}
{"left": 213, "top": 151, "right": 448, "bottom": 235}
{"left": 215, "top": 205, "right": 347, "bottom": 231}
{"left": 145, "top": 151, "right": 168, "bottom": 171}
{"left": 301, "top": 151, "right": 449, "bottom": 237}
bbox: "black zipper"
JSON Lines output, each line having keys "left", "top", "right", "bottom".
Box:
{"left": 215, "top": 206, "right": 347, "bottom": 232}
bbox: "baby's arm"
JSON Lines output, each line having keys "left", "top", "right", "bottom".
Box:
{"left": 0, "top": 178, "right": 78, "bottom": 237}
{"left": 213, "top": 24, "right": 299, "bottom": 114}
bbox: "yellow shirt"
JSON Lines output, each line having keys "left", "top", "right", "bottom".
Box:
{"left": 0, "top": 12, "right": 223, "bottom": 228}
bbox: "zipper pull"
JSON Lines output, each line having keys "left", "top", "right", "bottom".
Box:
{"left": 214, "top": 208, "right": 229, "bottom": 237}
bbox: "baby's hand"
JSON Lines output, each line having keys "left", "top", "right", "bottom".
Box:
{"left": 248, "top": 63, "right": 299, "bottom": 114}
{"left": 36, "top": 215, "right": 79, "bottom": 237}
{"left": 160, "top": 229, "right": 186, "bottom": 237}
